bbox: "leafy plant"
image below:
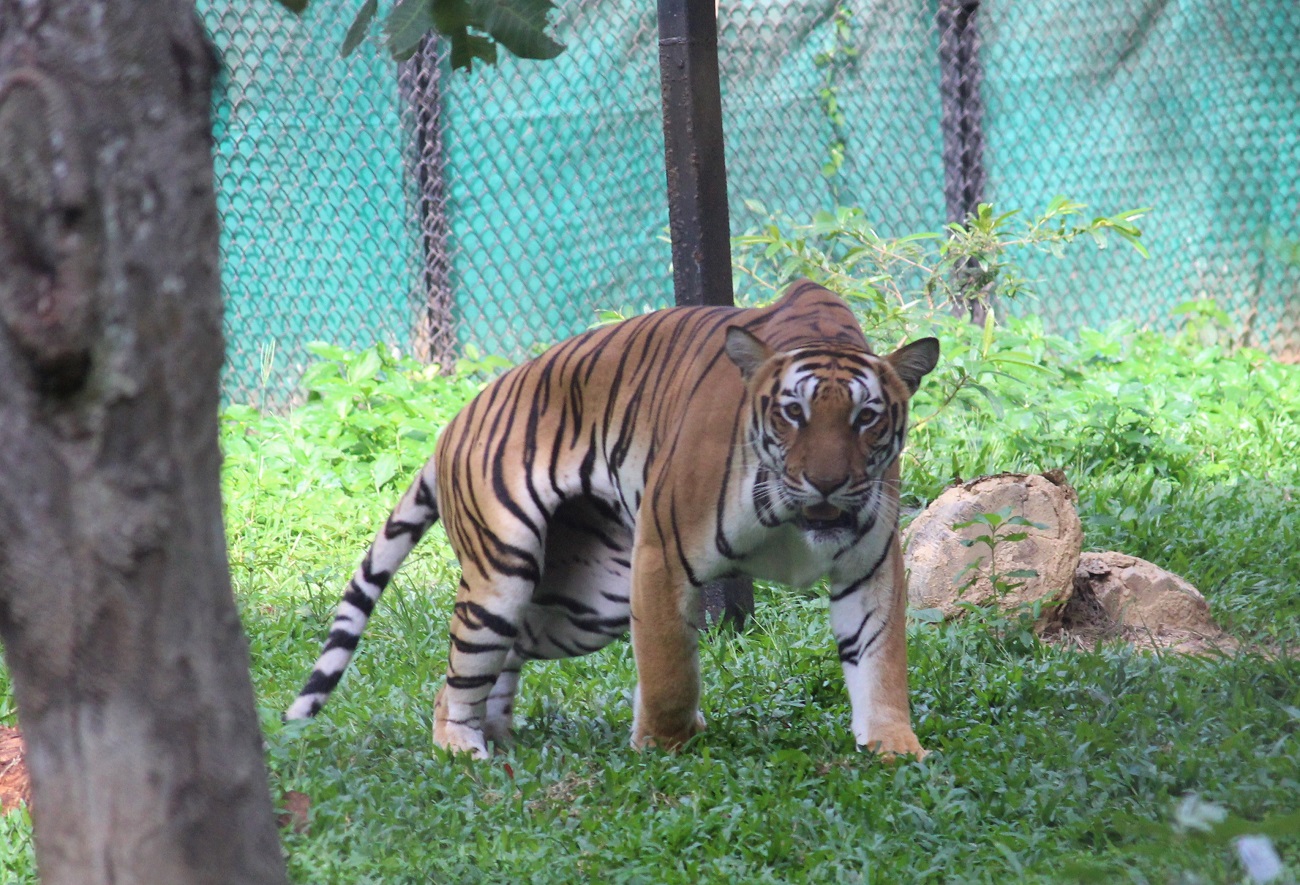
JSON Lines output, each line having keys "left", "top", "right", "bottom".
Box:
{"left": 278, "top": 0, "right": 565, "bottom": 70}
{"left": 953, "top": 507, "right": 1045, "bottom": 600}
{"left": 733, "top": 196, "right": 1150, "bottom": 340}
{"left": 949, "top": 507, "right": 1049, "bottom": 649}
{"left": 812, "top": 3, "right": 858, "bottom": 190}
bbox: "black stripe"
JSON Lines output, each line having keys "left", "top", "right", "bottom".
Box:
{"left": 301, "top": 669, "right": 343, "bottom": 695}
{"left": 415, "top": 474, "right": 438, "bottom": 514}
{"left": 578, "top": 425, "right": 599, "bottom": 498}
{"left": 829, "top": 576, "right": 866, "bottom": 603}
{"left": 450, "top": 634, "right": 510, "bottom": 654}
{"left": 455, "top": 600, "right": 519, "bottom": 638}
{"left": 713, "top": 397, "right": 750, "bottom": 559}
{"left": 384, "top": 517, "right": 428, "bottom": 541}
{"left": 554, "top": 507, "right": 627, "bottom": 552}
{"left": 859, "top": 620, "right": 888, "bottom": 656}
{"left": 836, "top": 610, "right": 874, "bottom": 660}
{"left": 324, "top": 629, "right": 360, "bottom": 651}
{"left": 837, "top": 525, "right": 899, "bottom": 571}
{"left": 571, "top": 615, "right": 631, "bottom": 635}
{"left": 669, "top": 497, "right": 704, "bottom": 588}
{"left": 360, "top": 550, "right": 392, "bottom": 590}
{"left": 474, "top": 528, "right": 543, "bottom": 583}
{"left": 445, "top": 674, "right": 497, "bottom": 690}
{"left": 341, "top": 580, "right": 376, "bottom": 616}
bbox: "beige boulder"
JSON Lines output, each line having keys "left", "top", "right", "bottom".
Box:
{"left": 903, "top": 471, "right": 1083, "bottom": 623}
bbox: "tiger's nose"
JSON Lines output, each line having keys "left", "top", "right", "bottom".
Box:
{"left": 808, "top": 475, "right": 845, "bottom": 498}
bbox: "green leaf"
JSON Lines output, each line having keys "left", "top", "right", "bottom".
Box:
{"left": 305, "top": 341, "right": 351, "bottom": 362}
{"left": 470, "top": 0, "right": 565, "bottom": 60}
{"left": 431, "top": 0, "right": 474, "bottom": 34}
{"left": 349, "top": 348, "right": 384, "bottom": 384}
{"left": 448, "top": 30, "right": 498, "bottom": 69}
{"left": 341, "top": 0, "right": 379, "bottom": 57}
{"left": 385, "top": 0, "right": 436, "bottom": 61}
{"left": 371, "top": 452, "right": 401, "bottom": 490}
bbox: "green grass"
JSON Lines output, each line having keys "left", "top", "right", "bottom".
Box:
{"left": 2, "top": 320, "right": 1299, "bottom": 883}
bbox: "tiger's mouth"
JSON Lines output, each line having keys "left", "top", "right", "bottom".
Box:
{"left": 797, "top": 503, "right": 854, "bottom": 532}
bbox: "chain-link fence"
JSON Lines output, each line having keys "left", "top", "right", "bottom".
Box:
{"left": 199, "top": 0, "right": 1300, "bottom": 404}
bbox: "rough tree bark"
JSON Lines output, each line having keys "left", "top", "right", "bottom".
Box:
{"left": 0, "top": 2, "right": 288, "bottom": 883}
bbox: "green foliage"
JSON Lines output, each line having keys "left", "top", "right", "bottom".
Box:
{"left": 3, "top": 261, "right": 1300, "bottom": 881}
{"left": 342, "top": 0, "right": 563, "bottom": 68}
{"left": 281, "top": 0, "right": 564, "bottom": 69}
{"left": 947, "top": 507, "right": 1051, "bottom": 650}
{"left": 733, "top": 197, "right": 1149, "bottom": 341}
{"left": 812, "top": 3, "right": 857, "bottom": 189}
{"left": 953, "top": 508, "right": 1046, "bottom": 599}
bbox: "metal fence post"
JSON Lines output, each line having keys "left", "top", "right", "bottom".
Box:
{"left": 938, "top": 0, "right": 988, "bottom": 324}
{"left": 399, "top": 36, "right": 457, "bottom": 369}
{"left": 657, "top": 0, "right": 754, "bottom": 628}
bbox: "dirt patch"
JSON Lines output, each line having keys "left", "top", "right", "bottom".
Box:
{"left": 1046, "top": 552, "right": 1238, "bottom": 656}
{"left": 0, "top": 726, "right": 30, "bottom": 814}
{"left": 277, "top": 789, "right": 311, "bottom": 834}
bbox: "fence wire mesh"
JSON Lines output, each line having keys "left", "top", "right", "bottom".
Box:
{"left": 199, "top": 0, "right": 1300, "bottom": 405}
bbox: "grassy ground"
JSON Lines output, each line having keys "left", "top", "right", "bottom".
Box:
{"left": 2, "top": 318, "right": 1298, "bottom": 883}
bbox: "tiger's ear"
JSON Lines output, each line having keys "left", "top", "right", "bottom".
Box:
{"left": 885, "top": 337, "right": 940, "bottom": 394}
{"left": 724, "top": 326, "right": 775, "bottom": 382}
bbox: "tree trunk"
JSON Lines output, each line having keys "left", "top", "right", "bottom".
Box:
{"left": 0, "top": 3, "right": 288, "bottom": 883}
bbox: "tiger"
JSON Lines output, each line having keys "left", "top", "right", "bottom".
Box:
{"left": 286, "top": 279, "right": 939, "bottom": 760}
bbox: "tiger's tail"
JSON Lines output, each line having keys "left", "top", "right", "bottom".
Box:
{"left": 285, "top": 461, "right": 440, "bottom": 720}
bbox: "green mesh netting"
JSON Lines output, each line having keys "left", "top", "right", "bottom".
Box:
{"left": 200, "top": 0, "right": 1299, "bottom": 404}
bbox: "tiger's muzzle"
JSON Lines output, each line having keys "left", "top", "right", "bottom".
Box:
{"left": 795, "top": 501, "right": 855, "bottom": 532}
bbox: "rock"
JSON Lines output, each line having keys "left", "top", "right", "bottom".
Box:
{"left": 1059, "top": 552, "right": 1235, "bottom": 654}
{"left": 904, "top": 472, "right": 1083, "bottom": 623}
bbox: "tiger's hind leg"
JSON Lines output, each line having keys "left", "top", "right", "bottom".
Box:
{"left": 479, "top": 498, "right": 634, "bottom": 748}
{"left": 433, "top": 575, "right": 535, "bottom": 759}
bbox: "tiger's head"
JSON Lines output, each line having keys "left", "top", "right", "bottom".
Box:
{"left": 725, "top": 326, "right": 940, "bottom": 534}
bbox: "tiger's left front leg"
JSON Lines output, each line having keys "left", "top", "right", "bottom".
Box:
{"left": 628, "top": 539, "right": 705, "bottom": 751}
{"left": 831, "top": 534, "right": 927, "bottom": 760}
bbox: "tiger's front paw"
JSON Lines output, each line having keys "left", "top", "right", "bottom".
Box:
{"left": 856, "top": 723, "right": 928, "bottom": 762}
{"left": 630, "top": 709, "right": 706, "bottom": 752}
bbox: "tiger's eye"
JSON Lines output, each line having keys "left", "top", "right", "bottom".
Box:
{"left": 854, "top": 409, "right": 881, "bottom": 430}
{"left": 783, "top": 403, "right": 805, "bottom": 424}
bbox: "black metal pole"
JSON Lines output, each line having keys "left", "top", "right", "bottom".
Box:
{"left": 938, "top": 0, "right": 988, "bottom": 324}
{"left": 657, "top": 0, "right": 753, "bottom": 626}
{"left": 658, "top": 0, "right": 734, "bottom": 307}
